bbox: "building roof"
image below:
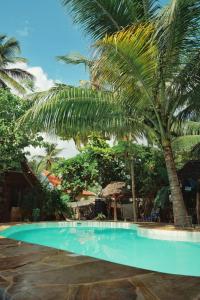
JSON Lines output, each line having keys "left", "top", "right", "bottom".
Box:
{"left": 5, "top": 162, "right": 40, "bottom": 188}
{"left": 43, "top": 171, "right": 95, "bottom": 197}
{"left": 101, "top": 181, "right": 128, "bottom": 198}
{"left": 81, "top": 190, "right": 95, "bottom": 196}
{"left": 68, "top": 199, "right": 95, "bottom": 208}
{"left": 43, "top": 170, "right": 61, "bottom": 187}
{"left": 179, "top": 160, "right": 200, "bottom": 181}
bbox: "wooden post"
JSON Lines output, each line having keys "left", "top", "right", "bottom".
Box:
{"left": 113, "top": 196, "right": 117, "bottom": 221}
{"left": 196, "top": 180, "right": 200, "bottom": 225}
{"left": 130, "top": 156, "right": 137, "bottom": 222}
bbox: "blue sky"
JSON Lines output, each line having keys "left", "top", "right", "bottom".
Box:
{"left": 0, "top": 0, "right": 90, "bottom": 85}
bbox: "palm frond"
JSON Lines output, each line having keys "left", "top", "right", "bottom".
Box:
{"left": 191, "top": 142, "right": 200, "bottom": 158}
{"left": 20, "top": 84, "right": 148, "bottom": 140}
{"left": 0, "top": 35, "right": 7, "bottom": 44}
{"left": 3, "top": 68, "right": 34, "bottom": 81}
{"left": 21, "top": 85, "right": 118, "bottom": 132}
{"left": 0, "top": 70, "right": 26, "bottom": 94}
{"left": 57, "top": 53, "right": 93, "bottom": 68}
{"left": 1, "top": 37, "right": 20, "bottom": 57}
{"left": 0, "top": 79, "right": 7, "bottom": 89}
{"left": 168, "top": 50, "right": 200, "bottom": 110}
{"left": 95, "top": 24, "right": 157, "bottom": 103}
{"left": 156, "top": 0, "right": 200, "bottom": 81}
{"left": 173, "top": 121, "right": 200, "bottom": 137}
{"left": 0, "top": 34, "right": 31, "bottom": 92}
{"left": 62, "top": 0, "right": 160, "bottom": 40}
{"left": 172, "top": 135, "right": 200, "bottom": 152}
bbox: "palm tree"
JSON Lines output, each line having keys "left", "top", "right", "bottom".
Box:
{"left": 21, "top": 0, "right": 200, "bottom": 226}
{"left": 0, "top": 34, "right": 34, "bottom": 94}
{"left": 34, "top": 143, "right": 63, "bottom": 171}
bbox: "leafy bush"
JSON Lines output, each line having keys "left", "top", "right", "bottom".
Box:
{"left": 42, "top": 187, "right": 73, "bottom": 219}
{"left": 95, "top": 213, "right": 106, "bottom": 220}
{"left": 32, "top": 208, "right": 40, "bottom": 222}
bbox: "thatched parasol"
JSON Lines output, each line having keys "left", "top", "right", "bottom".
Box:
{"left": 101, "top": 182, "right": 127, "bottom": 198}
{"left": 101, "top": 182, "right": 128, "bottom": 221}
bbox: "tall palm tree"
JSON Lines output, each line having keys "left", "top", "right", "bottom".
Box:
{"left": 21, "top": 0, "right": 200, "bottom": 226}
{"left": 0, "top": 34, "right": 34, "bottom": 94}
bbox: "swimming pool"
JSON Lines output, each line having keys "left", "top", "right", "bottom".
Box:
{"left": 2, "top": 222, "right": 200, "bottom": 276}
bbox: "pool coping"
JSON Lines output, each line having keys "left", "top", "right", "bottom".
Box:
{"left": 0, "top": 222, "right": 200, "bottom": 299}
{"left": 1, "top": 220, "right": 200, "bottom": 243}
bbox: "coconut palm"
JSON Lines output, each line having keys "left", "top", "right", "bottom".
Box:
{"left": 21, "top": 0, "right": 200, "bottom": 226}
{"left": 34, "top": 143, "right": 63, "bottom": 171}
{"left": 0, "top": 34, "right": 34, "bottom": 94}
{"left": 92, "top": 3, "right": 200, "bottom": 226}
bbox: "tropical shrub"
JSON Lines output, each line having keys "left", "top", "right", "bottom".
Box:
{"left": 0, "top": 89, "right": 43, "bottom": 172}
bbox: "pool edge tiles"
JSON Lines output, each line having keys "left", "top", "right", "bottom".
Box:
{"left": 0, "top": 221, "right": 136, "bottom": 238}
{"left": 137, "top": 226, "right": 200, "bottom": 242}
{"left": 2, "top": 221, "right": 200, "bottom": 243}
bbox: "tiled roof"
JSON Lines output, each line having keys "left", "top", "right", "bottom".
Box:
{"left": 43, "top": 171, "right": 95, "bottom": 196}
{"left": 43, "top": 170, "right": 61, "bottom": 187}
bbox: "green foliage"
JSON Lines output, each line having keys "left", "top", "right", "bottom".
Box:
{"left": 20, "top": 181, "right": 72, "bottom": 220}
{"left": 53, "top": 154, "right": 98, "bottom": 200}
{"left": 62, "top": 0, "right": 159, "bottom": 40}
{"left": 154, "top": 186, "right": 170, "bottom": 209}
{"left": 133, "top": 146, "right": 168, "bottom": 197}
{"left": 52, "top": 136, "right": 127, "bottom": 199}
{"left": 42, "top": 188, "right": 70, "bottom": 217}
{"left": 60, "top": 193, "right": 71, "bottom": 203}
{"left": 82, "top": 135, "right": 127, "bottom": 187}
{"left": 53, "top": 136, "right": 166, "bottom": 199}
{"left": 113, "top": 141, "right": 168, "bottom": 197}
{"left": 191, "top": 143, "right": 200, "bottom": 159}
{"left": 95, "top": 213, "right": 106, "bottom": 220}
{"left": 0, "top": 89, "right": 43, "bottom": 172}
{"left": 32, "top": 208, "right": 40, "bottom": 222}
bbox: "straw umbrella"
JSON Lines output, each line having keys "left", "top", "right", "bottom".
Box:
{"left": 101, "top": 182, "right": 126, "bottom": 221}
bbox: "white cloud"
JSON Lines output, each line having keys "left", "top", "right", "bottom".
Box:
{"left": 28, "top": 66, "right": 55, "bottom": 91}
{"left": 17, "top": 26, "right": 30, "bottom": 37}
{"left": 16, "top": 20, "right": 31, "bottom": 37}
{"left": 26, "top": 135, "right": 79, "bottom": 159}
{"left": 10, "top": 62, "right": 55, "bottom": 91}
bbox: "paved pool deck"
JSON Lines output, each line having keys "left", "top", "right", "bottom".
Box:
{"left": 0, "top": 223, "right": 199, "bottom": 300}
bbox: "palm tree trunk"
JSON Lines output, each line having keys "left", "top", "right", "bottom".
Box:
{"left": 130, "top": 157, "right": 137, "bottom": 222}
{"left": 163, "top": 143, "right": 190, "bottom": 226}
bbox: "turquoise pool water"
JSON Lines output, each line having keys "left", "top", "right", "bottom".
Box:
{"left": 2, "top": 223, "right": 200, "bottom": 276}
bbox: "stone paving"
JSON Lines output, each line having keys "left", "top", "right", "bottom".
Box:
{"left": 0, "top": 237, "right": 199, "bottom": 299}
{"left": 0, "top": 223, "right": 200, "bottom": 299}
